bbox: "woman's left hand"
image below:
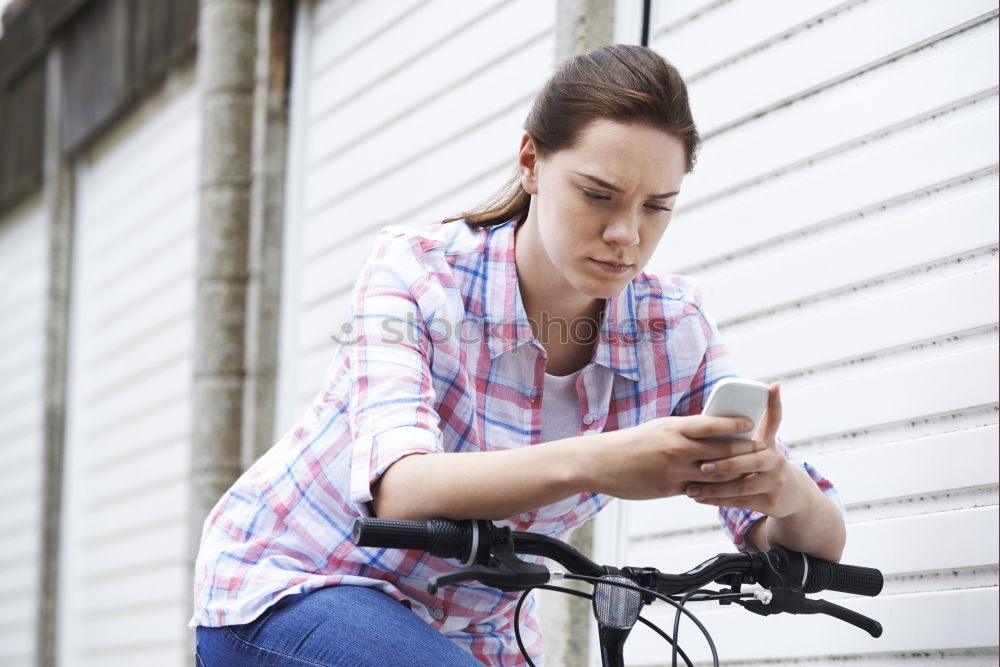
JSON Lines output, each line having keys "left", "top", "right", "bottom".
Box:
{"left": 683, "top": 382, "right": 812, "bottom": 518}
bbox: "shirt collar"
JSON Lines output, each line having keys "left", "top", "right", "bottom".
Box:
{"left": 593, "top": 282, "right": 642, "bottom": 381}
{"left": 479, "top": 220, "right": 642, "bottom": 381}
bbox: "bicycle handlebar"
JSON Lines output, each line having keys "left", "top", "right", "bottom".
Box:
{"left": 354, "top": 516, "right": 886, "bottom": 662}
{"left": 352, "top": 517, "right": 883, "bottom": 598}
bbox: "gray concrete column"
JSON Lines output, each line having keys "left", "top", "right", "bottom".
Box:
{"left": 556, "top": 0, "right": 616, "bottom": 63}
{"left": 38, "top": 44, "right": 74, "bottom": 667}
{"left": 546, "top": 5, "right": 616, "bottom": 664}
{"left": 188, "top": 0, "right": 257, "bottom": 604}
{"left": 243, "top": 0, "right": 293, "bottom": 467}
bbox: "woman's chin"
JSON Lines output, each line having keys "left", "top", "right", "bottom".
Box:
{"left": 575, "top": 277, "right": 631, "bottom": 300}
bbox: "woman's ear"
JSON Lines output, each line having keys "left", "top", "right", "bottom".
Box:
{"left": 518, "top": 134, "right": 540, "bottom": 195}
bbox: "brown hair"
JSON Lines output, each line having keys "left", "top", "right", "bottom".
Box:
{"left": 445, "top": 44, "right": 699, "bottom": 228}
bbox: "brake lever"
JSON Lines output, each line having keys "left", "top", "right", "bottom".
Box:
{"left": 428, "top": 566, "right": 505, "bottom": 594}
{"left": 805, "top": 597, "right": 883, "bottom": 638}
{"left": 427, "top": 560, "right": 550, "bottom": 594}
{"left": 738, "top": 589, "right": 882, "bottom": 638}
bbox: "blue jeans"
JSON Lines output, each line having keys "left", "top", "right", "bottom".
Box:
{"left": 195, "top": 585, "right": 483, "bottom": 666}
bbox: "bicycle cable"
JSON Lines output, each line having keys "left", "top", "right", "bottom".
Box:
{"left": 563, "top": 573, "right": 721, "bottom": 666}
{"left": 564, "top": 574, "right": 718, "bottom": 653}
{"left": 513, "top": 584, "right": 697, "bottom": 667}
{"left": 672, "top": 589, "right": 713, "bottom": 667}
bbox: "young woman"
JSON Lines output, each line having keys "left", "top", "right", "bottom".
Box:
{"left": 192, "top": 44, "right": 846, "bottom": 666}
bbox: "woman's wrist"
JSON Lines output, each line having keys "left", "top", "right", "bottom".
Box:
{"left": 573, "top": 428, "right": 636, "bottom": 496}
{"left": 749, "top": 468, "right": 846, "bottom": 561}
{"left": 771, "top": 459, "right": 817, "bottom": 519}
{"left": 542, "top": 434, "right": 601, "bottom": 497}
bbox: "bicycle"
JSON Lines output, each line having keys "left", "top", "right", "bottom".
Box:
{"left": 353, "top": 517, "right": 884, "bottom": 667}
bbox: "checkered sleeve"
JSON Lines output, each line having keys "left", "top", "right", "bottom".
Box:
{"left": 346, "top": 229, "right": 445, "bottom": 516}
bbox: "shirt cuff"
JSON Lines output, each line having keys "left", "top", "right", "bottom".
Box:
{"left": 349, "top": 425, "right": 441, "bottom": 516}
{"left": 730, "top": 509, "right": 767, "bottom": 553}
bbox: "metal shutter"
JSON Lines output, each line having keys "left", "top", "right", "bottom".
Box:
{"left": 278, "top": 0, "right": 558, "bottom": 424}
{"left": 595, "top": 1, "right": 999, "bottom": 664}
{"left": 59, "top": 70, "right": 200, "bottom": 667}
{"left": 0, "top": 194, "right": 47, "bottom": 667}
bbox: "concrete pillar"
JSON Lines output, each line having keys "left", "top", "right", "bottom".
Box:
{"left": 544, "top": 4, "right": 616, "bottom": 665}
{"left": 188, "top": 0, "right": 257, "bottom": 609}
{"left": 556, "top": 0, "right": 616, "bottom": 63}
{"left": 243, "top": 0, "right": 293, "bottom": 467}
{"left": 38, "top": 43, "right": 74, "bottom": 667}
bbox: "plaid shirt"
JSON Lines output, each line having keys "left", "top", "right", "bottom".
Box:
{"left": 190, "top": 219, "right": 839, "bottom": 665}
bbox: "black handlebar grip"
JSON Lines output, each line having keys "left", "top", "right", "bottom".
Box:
{"left": 352, "top": 518, "right": 474, "bottom": 562}
{"left": 425, "top": 518, "right": 476, "bottom": 561}
{"left": 353, "top": 518, "right": 429, "bottom": 550}
{"left": 804, "top": 557, "right": 883, "bottom": 597}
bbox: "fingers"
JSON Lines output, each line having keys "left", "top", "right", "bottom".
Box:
{"left": 697, "top": 448, "right": 774, "bottom": 478}
{"left": 686, "top": 472, "right": 767, "bottom": 500}
{"left": 690, "top": 437, "right": 766, "bottom": 463}
{"left": 679, "top": 415, "right": 755, "bottom": 440}
{"left": 755, "top": 382, "right": 782, "bottom": 443}
{"left": 693, "top": 470, "right": 746, "bottom": 484}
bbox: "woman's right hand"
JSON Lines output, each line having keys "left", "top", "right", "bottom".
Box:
{"left": 586, "top": 415, "right": 765, "bottom": 500}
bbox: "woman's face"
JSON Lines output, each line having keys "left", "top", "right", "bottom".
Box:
{"left": 518, "top": 120, "right": 688, "bottom": 302}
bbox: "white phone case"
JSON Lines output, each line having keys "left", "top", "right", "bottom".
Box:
{"left": 702, "top": 378, "right": 770, "bottom": 439}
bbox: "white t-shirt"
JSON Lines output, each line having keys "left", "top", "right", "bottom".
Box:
{"left": 541, "top": 368, "right": 584, "bottom": 442}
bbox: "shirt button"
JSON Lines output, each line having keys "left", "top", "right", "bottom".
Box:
{"left": 519, "top": 512, "right": 532, "bottom": 522}
{"left": 582, "top": 414, "right": 594, "bottom": 425}
{"left": 431, "top": 608, "right": 445, "bottom": 621}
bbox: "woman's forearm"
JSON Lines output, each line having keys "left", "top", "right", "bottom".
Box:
{"left": 371, "top": 436, "right": 599, "bottom": 521}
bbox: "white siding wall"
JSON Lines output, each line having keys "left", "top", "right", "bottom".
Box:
{"left": 278, "top": 0, "right": 558, "bottom": 425}
{"left": 58, "top": 69, "right": 200, "bottom": 667}
{"left": 0, "top": 194, "right": 47, "bottom": 667}
{"left": 596, "top": 1, "right": 999, "bottom": 665}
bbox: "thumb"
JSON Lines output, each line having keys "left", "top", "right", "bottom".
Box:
{"left": 756, "top": 382, "right": 782, "bottom": 442}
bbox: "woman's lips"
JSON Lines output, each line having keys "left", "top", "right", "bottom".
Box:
{"left": 589, "top": 258, "right": 631, "bottom": 274}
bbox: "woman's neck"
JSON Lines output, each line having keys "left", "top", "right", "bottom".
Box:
{"left": 514, "top": 216, "right": 605, "bottom": 374}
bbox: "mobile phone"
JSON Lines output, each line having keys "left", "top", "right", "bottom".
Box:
{"left": 702, "top": 378, "right": 771, "bottom": 439}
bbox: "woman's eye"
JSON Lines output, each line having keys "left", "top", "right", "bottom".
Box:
{"left": 582, "top": 190, "right": 611, "bottom": 201}
{"left": 646, "top": 204, "right": 673, "bottom": 212}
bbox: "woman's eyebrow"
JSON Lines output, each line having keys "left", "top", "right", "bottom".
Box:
{"left": 574, "top": 171, "right": 678, "bottom": 199}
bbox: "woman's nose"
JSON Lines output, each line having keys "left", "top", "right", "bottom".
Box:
{"left": 603, "top": 214, "right": 641, "bottom": 247}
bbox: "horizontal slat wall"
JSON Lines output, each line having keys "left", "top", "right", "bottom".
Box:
{"left": 277, "top": 0, "right": 557, "bottom": 426}
{"left": 0, "top": 194, "right": 46, "bottom": 667}
{"left": 58, "top": 69, "right": 199, "bottom": 667}
{"left": 595, "top": 1, "right": 999, "bottom": 665}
